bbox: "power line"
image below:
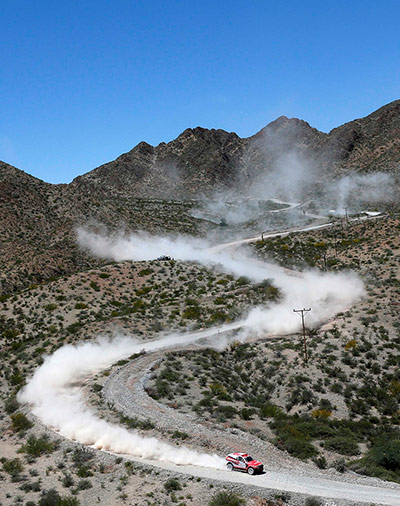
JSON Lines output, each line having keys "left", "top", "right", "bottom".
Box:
{"left": 293, "top": 308, "right": 311, "bottom": 363}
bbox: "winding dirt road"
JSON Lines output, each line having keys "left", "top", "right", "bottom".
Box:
{"left": 103, "top": 344, "right": 400, "bottom": 505}
{"left": 23, "top": 208, "right": 400, "bottom": 505}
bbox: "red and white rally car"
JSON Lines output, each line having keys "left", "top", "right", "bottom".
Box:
{"left": 225, "top": 452, "right": 264, "bottom": 475}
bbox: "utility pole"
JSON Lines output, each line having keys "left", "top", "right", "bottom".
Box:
{"left": 332, "top": 229, "right": 338, "bottom": 257}
{"left": 293, "top": 308, "right": 311, "bottom": 363}
{"left": 344, "top": 207, "right": 349, "bottom": 225}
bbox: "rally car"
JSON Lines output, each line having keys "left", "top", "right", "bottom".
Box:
{"left": 225, "top": 453, "right": 264, "bottom": 475}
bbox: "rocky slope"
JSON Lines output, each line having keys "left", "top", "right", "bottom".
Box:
{"left": 72, "top": 99, "right": 400, "bottom": 198}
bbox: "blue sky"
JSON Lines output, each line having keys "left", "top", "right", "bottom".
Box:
{"left": 1, "top": 0, "right": 399, "bottom": 183}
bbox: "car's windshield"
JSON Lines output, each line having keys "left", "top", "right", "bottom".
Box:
{"left": 245, "top": 456, "right": 253, "bottom": 462}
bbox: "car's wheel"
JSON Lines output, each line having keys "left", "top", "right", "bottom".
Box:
{"left": 247, "top": 467, "right": 255, "bottom": 475}
{"left": 226, "top": 463, "right": 234, "bottom": 471}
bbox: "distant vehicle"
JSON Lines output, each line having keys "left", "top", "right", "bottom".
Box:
{"left": 225, "top": 453, "right": 263, "bottom": 475}
{"left": 156, "top": 255, "right": 172, "bottom": 261}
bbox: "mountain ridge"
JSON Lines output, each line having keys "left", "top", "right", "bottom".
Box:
{"left": 1, "top": 100, "right": 400, "bottom": 293}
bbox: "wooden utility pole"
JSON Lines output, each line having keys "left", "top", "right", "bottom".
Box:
{"left": 333, "top": 229, "right": 338, "bottom": 257}
{"left": 344, "top": 207, "right": 349, "bottom": 225}
{"left": 293, "top": 308, "right": 311, "bottom": 363}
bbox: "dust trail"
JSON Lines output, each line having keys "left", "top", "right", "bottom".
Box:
{"left": 77, "top": 227, "right": 365, "bottom": 332}
{"left": 19, "top": 228, "right": 365, "bottom": 468}
{"left": 18, "top": 332, "right": 231, "bottom": 468}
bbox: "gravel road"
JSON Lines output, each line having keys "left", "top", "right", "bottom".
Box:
{"left": 103, "top": 351, "right": 400, "bottom": 505}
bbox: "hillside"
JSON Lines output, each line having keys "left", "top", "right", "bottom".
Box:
{"left": 1, "top": 100, "right": 400, "bottom": 294}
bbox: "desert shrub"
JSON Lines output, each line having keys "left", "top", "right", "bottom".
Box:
{"left": 76, "top": 479, "right": 92, "bottom": 490}
{"left": 171, "top": 430, "right": 189, "bottom": 440}
{"left": 1, "top": 457, "right": 24, "bottom": 477}
{"left": 324, "top": 436, "right": 360, "bottom": 456}
{"left": 311, "top": 409, "right": 332, "bottom": 420}
{"left": 209, "top": 490, "right": 245, "bottom": 506}
{"left": 333, "top": 458, "right": 346, "bottom": 473}
{"left": 312, "top": 456, "right": 327, "bottom": 469}
{"left": 11, "top": 412, "right": 33, "bottom": 432}
{"left": 295, "top": 420, "right": 335, "bottom": 439}
{"left": 72, "top": 447, "right": 94, "bottom": 466}
{"left": 369, "top": 438, "right": 400, "bottom": 471}
{"left": 276, "top": 436, "right": 317, "bottom": 459}
{"left": 19, "top": 434, "right": 57, "bottom": 456}
{"left": 260, "top": 404, "right": 283, "bottom": 418}
{"left": 89, "top": 281, "right": 99, "bottom": 291}
{"left": 5, "top": 395, "right": 19, "bottom": 414}
{"left": 164, "top": 478, "right": 182, "bottom": 492}
{"left": 120, "top": 415, "right": 155, "bottom": 430}
{"left": 305, "top": 498, "right": 322, "bottom": 506}
{"left": 62, "top": 473, "right": 74, "bottom": 487}
{"left": 240, "top": 408, "right": 256, "bottom": 420}
{"left": 155, "top": 378, "right": 171, "bottom": 398}
{"left": 20, "top": 479, "right": 42, "bottom": 492}
{"left": 139, "top": 268, "right": 153, "bottom": 276}
{"left": 38, "top": 488, "right": 80, "bottom": 506}
{"left": 344, "top": 339, "right": 357, "bottom": 351}
{"left": 44, "top": 304, "right": 57, "bottom": 312}
{"left": 215, "top": 405, "right": 237, "bottom": 418}
{"left": 182, "top": 305, "right": 201, "bottom": 319}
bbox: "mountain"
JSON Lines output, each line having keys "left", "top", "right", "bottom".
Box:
{"left": 1, "top": 100, "right": 400, "bottom": 293}
{"left": 71, "top": 100, "right": 400, "bottom": 198}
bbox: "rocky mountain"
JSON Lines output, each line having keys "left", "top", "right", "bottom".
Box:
{"left": 1, "top": 100, "right": 400, "bottom": 293}
{"left": 71, "top": 99, "right": 400, "bottom": 198}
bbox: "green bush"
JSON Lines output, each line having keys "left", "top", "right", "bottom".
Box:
{"left": 209, "top": 490, "right": 245, "bottom": 506}
{"left": 164, "top": 478, "right": 182, "bottom": 492}
{"left": 11, "top": 412, "right": 33, "bottom": 432}
{"left": 38, "top": 488, "right": 80, "bottom": 506}
{"left": 259, "top": 404, "right": 283, "bottom": 418}
{"left": 19, "top": 434, "right": 57, "bottom": 456}
{"left": 5, "top": 396, "right": 19, "bottom": 414}
{"left": 1, "top": 457, "right": 24, "bottom": 477}
{"left": 369, "top": 438, "right": 400, "bottom": 471}
{"left": 276, "top": 436, "right": 318, "bottom": 459}
{"left": 324, "top": 436, "right": 360, "bottom": 456}
{"left": 215, "top": 405, "right": 237, "bottom": 418}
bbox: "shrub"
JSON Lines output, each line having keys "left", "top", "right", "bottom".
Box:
{"left": 11, "top": 412, "right": 33, "bottom": 432}
{"left": 19, "top": 435, "right": 57, "bottom": 456}
{"left": 72, "top": 447, "right": 94, "bottom": 466}
{"left": 344, "top": 339, "right": 357, "bottom": 351}
{"left": 260, "top": 404, "right": 283, "bottom": 418}
{"left": 216, "top": 405, "right": 237, "bottom": 418}
{"left": 276, "top": 436, "right": 318, "bottom": 459}
{"left": 305, "top": 499, "right": 322, "bottom": 506}
{"left": 240, "top": 408, "right": 256, "bottom": 420}
{"left": 76, "top": 479, "right": 92, "bottom": 490}
{"left": 5, "top": 396, "right": 19, "bottom": 414}
{"left": 209, "top": 490, "right": 245, "bottom": 506}
{"left": 44, "top": 304, "right": 57, "bottom": 312}
{"left": 38, "top": 488, "right": 80, "bottom": 506}
{"left": 2, "top": 457, "right": 24, "bottom": 477}
{"left": 333, "top": 458, "right": 346, "bottom": 473}
{"left": 369, "top": 438, "right": 400, "bottom": 471}
{"left": 312, "top": 456, "right": 327, "bottom": 469}
{"left": 311, "top": 409, "right": 332, "bottom": 420}
{"left": 164, "top": 478, "right": 182, "bottom": 492}
{"left": 171, "top": 430, "right": 189, "bottom": 440}
{"left": 324, "top": 436, "right": 360, "bottom": 456}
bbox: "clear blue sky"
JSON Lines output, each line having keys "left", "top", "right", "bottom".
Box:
{"left": 1, "top": 0, "right": 399, "bottom": 183}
